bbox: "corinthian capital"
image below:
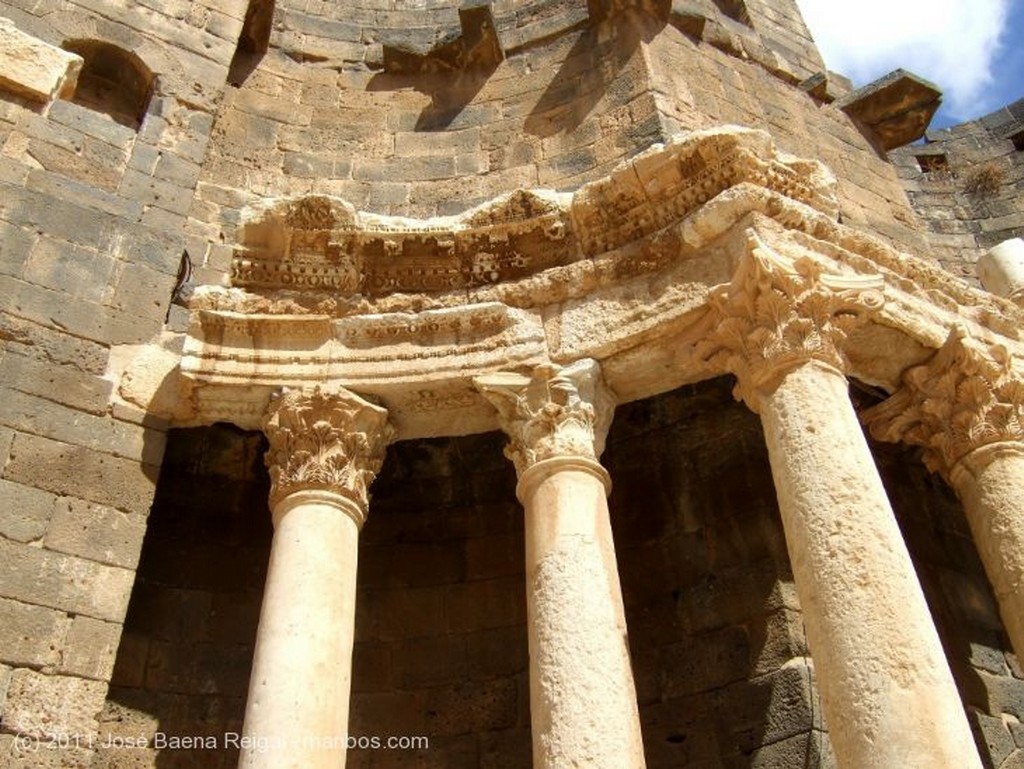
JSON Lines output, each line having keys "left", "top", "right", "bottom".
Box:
{"left": 696, "top": 231, "right": 884, "bottom": 410}
{"left": 862, "top": 326, "right": 1024, "bottom": 476}
{"left": 474, "top": 359, "right": 614, "bottom": 478}
{"left": 262, "top": 385, "right": 395, "bottom": 522}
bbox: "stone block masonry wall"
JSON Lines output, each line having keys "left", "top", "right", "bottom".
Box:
{"left": 605, "top": 378, "right": 833, "bottom": 769}
{"left": 891, "top": 98, "right": 1024, "bottom": 283}
{"left": 645, "top": 24, "right": 929, "bottom": 257}
{"left": 349, "top": 433, "right": 532, "bottom": 769}
{"left": 96, "top": 425, "right": 271, "bottom": 769}
{"left": 0, "top": 0, "right": 247, "bottom": 760}
{"left": 89, "top": 379, "right": 1024, "bottom": 768}
{"left": 100, "top": 426, "right": 534, "bottom": 769}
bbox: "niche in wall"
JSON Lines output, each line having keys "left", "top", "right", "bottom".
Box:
{"left": 62, "top": 39, "right": 153, "bottom": 129}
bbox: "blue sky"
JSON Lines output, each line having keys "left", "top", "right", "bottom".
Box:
{"left": 797, "top": 0, "right": 1024, "bottom": 130}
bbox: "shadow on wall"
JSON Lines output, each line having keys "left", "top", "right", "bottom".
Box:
{"left": 523, "top": 6, "right": 667, "bottom": 139}
{"left": 367, "top": 4, "right": 503, "bottom": 131}
{"left": 97, "top": 425, "right": 272, "bottom": 769}
{"left": 368, "top": 62, "right": 501, "bottom": 133}
{"left": 366, "top": 4, "right": 668, "bottom": 135}
{"left": 228, "top": 0, "right": 276, "bottom": 88}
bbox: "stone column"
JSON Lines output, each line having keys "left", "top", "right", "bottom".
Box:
{"left": 239, "top": 386, "right": 393, "bottom": 769}
{"left": 475, "top": 360, "right": 646, "bottom": 769}
{"left": 978, "top": 237, "right": 1024, "bottom": 304}
{"left": 698, "top": 233, "right": 982, "bottom": 769}
{"left": 864, "top": 326, "right": 1024, "bottom": 662}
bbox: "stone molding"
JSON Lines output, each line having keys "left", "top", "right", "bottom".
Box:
{"left": 695, "top": 231, "right": 884, "bottom": 410}
{"left": 863, "top": 326, "right": 1024, "bottom": 476}
{"left": 262, "top": 385, "right": 395, "bottom": 522}
{"left": 474, "top": 359, "right": 614, "bottom": 479}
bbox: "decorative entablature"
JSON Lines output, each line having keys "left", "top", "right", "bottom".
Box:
{"left": 230, "top": 127, "right": 838, "bottom": 297}
{"left": 117, "top": 125, "right": 1024, "bottom": 443}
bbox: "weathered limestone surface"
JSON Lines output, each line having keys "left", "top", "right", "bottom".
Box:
{"left": 0, "top": 3, "right": 239, "bottom": 760}
{"left": 698, "top": 237, "right": 983, "bottom": 769}
{"left": 865, "top": 328, "right": 1024, "bottom": 666}
{"left": 477, "top": 361, "right": 645, "bottom": 769}
{"left": 3, "top": 0, "right": 1024, "bottom": 765}
{"left": 128, "top": 126, "right": 1024, "bottom": 443}
{"left": 240, "top": 386, "right": 392, "bottom": 769}
{"left": 979, "top": 238, "right": 1024, "bottom": 302}
{"left": 759, "top": 363, "right": 982, "bottom": 768}
{"left": 952, "top": 445, "right": 1024, "bottom": 662}
{"left": 835, "top": 68, "right": 942, "bottom": 150}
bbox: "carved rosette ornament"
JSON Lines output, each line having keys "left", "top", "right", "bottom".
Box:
{"left": 474, "top": 359, "right": 615, "bottom": 479}
{"left": 863, "top": 326, "right": 1024, "bottom": 476}
{"left": 696, "top": 232, "right": 885, "bottom": 410}
{"left": 262, "top": 385, "right": 395, "bottom": 522}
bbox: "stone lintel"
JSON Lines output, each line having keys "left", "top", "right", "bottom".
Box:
{"left": 836, "top": 68, "right": 942, "bottom": 150}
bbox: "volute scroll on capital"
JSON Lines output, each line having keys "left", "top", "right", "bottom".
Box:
{"left": 262, "top": 385, "right": 396, "bottom": 525}
{"left": 862, "top": 326, "right": 1024, "bottom": 478}
{"left": 473, "top": 359, "right": 615, "bottom": 481}
{"left": 695, "top": 231, "right": 885, "bottom": 411}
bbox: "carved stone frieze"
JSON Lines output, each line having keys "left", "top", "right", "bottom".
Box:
{"left": 572, "top": 127, "right": 838, "bottom": 256}
{"left": 262, "top": 386, "right": 395, "bottom": 517}
{"left": 229, "top": 127, "right": 837, "bottom": 299}
{"left": 233, "top": 188, "right": 575, "bottom": 296}
{"left": 128, "top": 124, "right": 1024, "bottom": 445}
{"left": 862, "top": 326, "right": 1024, "bottom": 475}
{"left": 474, "top": 359, "right": 614, "bottom": 477}
{"left": 696, "top": 231, "right": 884, "bottom": 409}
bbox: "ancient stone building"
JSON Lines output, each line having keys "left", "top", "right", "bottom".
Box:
{"left": 1, "top": 1, "right": 1023, "bottom": 768}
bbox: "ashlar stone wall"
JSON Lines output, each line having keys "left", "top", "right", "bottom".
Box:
{"left": 0, "top": 0, "right": 248, "bottom": 762}
{"left": 891, "top": 98, "right": 1024, "bottom": 282}
{"left": 0, "top": 0, "right": 1019, "bottom": 766}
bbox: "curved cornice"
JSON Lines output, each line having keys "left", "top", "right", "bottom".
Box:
{"left": 117, "top": 126, "right": 1024, "bottom": 440}
{"left": 227, "top": 126, "right": 838, "bottom": 299}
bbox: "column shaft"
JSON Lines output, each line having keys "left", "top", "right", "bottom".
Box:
{"left": 862, "top": 325, "right": 1024, "bottom": 667}
{"left": 240, "top": 385, "right": 392, "bottom": 769}
{"left": 520, "top": 462, "right": 645, "bottom": 769}
{"left": 475, "top": 361, "right": 645, "bottom": 769}
{"left": 240, "top": 492, "right": 360, "bottom": 769}
{"left": 951, "top": 444, "right": 1024, "bottom": 661}
{"left": 760, "top": 362, "right": 981, "bottom": 769}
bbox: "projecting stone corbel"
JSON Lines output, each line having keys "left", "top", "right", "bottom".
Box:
{"left": 835, "top": 68, "right": 942, "bottom": 151}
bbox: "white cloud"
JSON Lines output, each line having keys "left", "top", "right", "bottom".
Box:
{"left": 796, "top": 0, "right": 1010, "bottom": 120}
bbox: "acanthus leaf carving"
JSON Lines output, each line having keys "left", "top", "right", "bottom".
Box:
{"left": 474, "top": 359, "right": 614, "bottom": 477}
{"left": 262, "top": 385, "right": 395, "bottom": 518}
{"left": 695, "top": 231, "right": 884, "bottom": 410}
{"left": 862, "top": 326, "right": 1024, "bottom": 476}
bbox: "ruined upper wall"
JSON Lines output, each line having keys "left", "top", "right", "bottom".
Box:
{"left": 891, "top": 98, "right": 1024, "bottom": 283}
{"left": 191, "top": 0, "right": 934, "bottom": 289}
